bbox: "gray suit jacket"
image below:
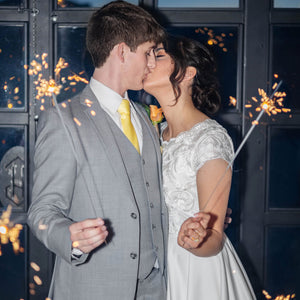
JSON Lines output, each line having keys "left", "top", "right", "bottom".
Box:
{"left": 27, "top": 85, "right": 168, "bottom": 300}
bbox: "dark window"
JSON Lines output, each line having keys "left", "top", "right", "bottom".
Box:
{"left": 0, "top": 25, "right": 25, "bottom": 110}
{"left": 272, "top": 26, "right": 300, "bottom": 112}
{"left": 268, "top": 127, "right": 300, "bottom": 209}
{"left": 265, "top": 226, "right": 300, "bottom": 296}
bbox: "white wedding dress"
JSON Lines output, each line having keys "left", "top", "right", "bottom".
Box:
{"left": 161, "top": 119, "right": 256, "bottom": 300}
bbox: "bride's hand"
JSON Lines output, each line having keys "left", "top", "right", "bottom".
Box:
{"left": 177, "top": 212, "right": 210, "bottom": 250}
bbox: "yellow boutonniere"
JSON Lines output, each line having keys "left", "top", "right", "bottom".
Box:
{"left": 149, "top": 105, "right": 164, "bottom": 125}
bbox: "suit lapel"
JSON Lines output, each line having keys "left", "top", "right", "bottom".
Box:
{"left": 76, "top": 86, "right": 133, "bottom": 196}
{"left": 132, "top": 102, "right": 164, "bottom": 197}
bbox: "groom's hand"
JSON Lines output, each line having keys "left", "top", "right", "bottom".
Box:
{"left": 177, "top": 212, "right": 210, "bottom": 250}
{"left": 69, "top": 218, "right": 108, "bottom": 253}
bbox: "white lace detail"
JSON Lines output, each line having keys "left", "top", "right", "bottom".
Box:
{"left": 161, "top": 119, "right": 234, "bottom": 234}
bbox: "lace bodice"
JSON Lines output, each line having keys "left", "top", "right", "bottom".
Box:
{"left": 161, "top": 119, "right": 234, "bottom": 234}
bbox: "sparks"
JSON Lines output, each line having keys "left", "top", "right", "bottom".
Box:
{"left": 26, "top": 54, "right": 89, "bottom": 109}
{"left": 195, "top": 27, "right": 233, "bottom": 52}
{"left": 263, "top": 290, "right": 296, "bottom": 300}
{"left": 245, "top": 80, "right": 290, "bottom": 117}
{"left": 0, "top": 205, "right": 23, "bottom": 255}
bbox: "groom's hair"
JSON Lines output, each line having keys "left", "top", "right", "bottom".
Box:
{"left": 86, "top": 0, "right": 165, "bottom": 68}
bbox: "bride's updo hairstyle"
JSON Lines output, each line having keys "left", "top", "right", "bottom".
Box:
{"left": 164, "top": 35, "right": 221, "bottom": 115}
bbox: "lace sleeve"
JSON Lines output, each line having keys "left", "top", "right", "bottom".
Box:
{"left": 192, "top": 126, "right": 234, "bottom": 172}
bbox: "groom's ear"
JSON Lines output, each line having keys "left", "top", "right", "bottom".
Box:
{"left": 117, "top": 42, "right": 127, "bottom": 63}
{"left": 183, "top": 66, "right": 197, "bottom": 81}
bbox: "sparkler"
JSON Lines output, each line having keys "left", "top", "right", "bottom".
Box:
{"left": 201, "top": 79, "right": 289, "bottom": 211}
{"left": 27, "top": 54, "right": 107, "bottom": 247}
{"left": 0, "top": 205, "right": 23, "bottom": 256}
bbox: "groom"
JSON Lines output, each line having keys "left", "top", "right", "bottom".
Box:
{"left": 27, "top": 1, "right": 168, "bottom": 299}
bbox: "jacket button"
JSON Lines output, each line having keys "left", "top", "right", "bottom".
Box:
{"left": 150, "top": 203, "right": 154, "bottom": 208}
{"left": 131, "top": 213, "right": 137, "bottom": 219}
{"left": 142, "top": 159, "right": 145, "bottom": 165}
{"left": 130, "top": 253, "right": 137, "bottom": 259}
{"left": 152, "top": 224, "right": 156, "bottom": 230}
{"left": 146, "top": 182, "right": 150, "bottom": 187}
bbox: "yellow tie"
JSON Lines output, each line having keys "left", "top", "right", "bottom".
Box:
{"left": 118, "top": 99, "right": 140, "bottom": 153}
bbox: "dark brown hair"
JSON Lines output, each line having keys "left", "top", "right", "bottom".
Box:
{"left": 164, "top": 35, "right": 221, "bottom": 115}
{"left": 86, "top": 1, "right": 165, "bottom": 68}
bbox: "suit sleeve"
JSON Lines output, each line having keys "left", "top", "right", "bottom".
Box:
{"left": 27, "top": 108, "right": 82, "bottom": 264}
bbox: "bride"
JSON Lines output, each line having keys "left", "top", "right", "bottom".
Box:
{"left": 143, "top": 35, "right": 256, "bottom": 300}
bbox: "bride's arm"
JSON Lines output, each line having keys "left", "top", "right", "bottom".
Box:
{"left": 178, "top": 158, "right": 232, "bottom": 257}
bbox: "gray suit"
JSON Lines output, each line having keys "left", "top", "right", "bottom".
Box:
{"left": 27, "top": 85, "right": 168, "bottom": 300}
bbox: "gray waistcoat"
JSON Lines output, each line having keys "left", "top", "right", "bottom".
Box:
{"left": 107, "top": 113, "right": 164, "bottom": 280}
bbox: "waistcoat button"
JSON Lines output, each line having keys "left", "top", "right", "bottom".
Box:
{"left": 131, "top": 212, "right": 137, "bottom": 219}
{"left": 130, "top": 253, "right": 137, "bottom": 259}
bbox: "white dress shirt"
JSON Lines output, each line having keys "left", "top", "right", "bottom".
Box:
{"left": 90, "top": 77, "right": 143, "bottom": 151}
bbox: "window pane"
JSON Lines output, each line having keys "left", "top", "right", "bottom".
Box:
{"left": 0, "top": 127, "right": 25, "bottom": 209}
{"left": 274, "top": 0, "right": 300, "bottom": 8}
{"left": 57, "top": 0, "right": 138, "bottom": 8}
{"left": 166, "top": 26, "right": 239, "bottom": 111}
{"left": 158, "top": 0, "right": 239, "bottom": 8}
{"left": 265, "top": 227, "right": 300, "bottom": 297}
{"left": 268, "top": 127, "right": 300, "bottom": 209}
{"left": 272, "top": 26, "right": 300, "bottom": 111}
{"left": 0, "top": 0, "right": 22, "bottom": 6}
{"left": 0, "top": 25, "right": 25, "bottom": 110}
{"left": 56, "top": 26, "right": 92, "bottom": 102}
{"left": 0, "top": 224, "right": 25, "bottom": 300}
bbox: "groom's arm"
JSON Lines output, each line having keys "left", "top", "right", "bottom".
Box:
{"left": 27, "top": 108, "right": 78, "bottom": 262}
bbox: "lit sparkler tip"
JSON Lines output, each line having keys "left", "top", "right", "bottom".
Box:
{"left": 229, "top": 96, "right": 237, "bottom": 106}
{"left": 0, "top": 225, "right": 8, "bottom": 234}
{"left": 262, "top": 102, "right": 269, "bottom": 110}
{"left": 0, "top": 206, "right": 23, "bottom": 255}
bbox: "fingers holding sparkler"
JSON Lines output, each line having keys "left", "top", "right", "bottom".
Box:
{"left": 69, "top": 218, "right": 108, "bottom": 254}
{"left": 177, "top": 212, "right": 210, "bottom": 250}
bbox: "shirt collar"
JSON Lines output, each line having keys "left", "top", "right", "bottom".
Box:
{"left": 90, "top": 77, "right": 129, "bottom": 114}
